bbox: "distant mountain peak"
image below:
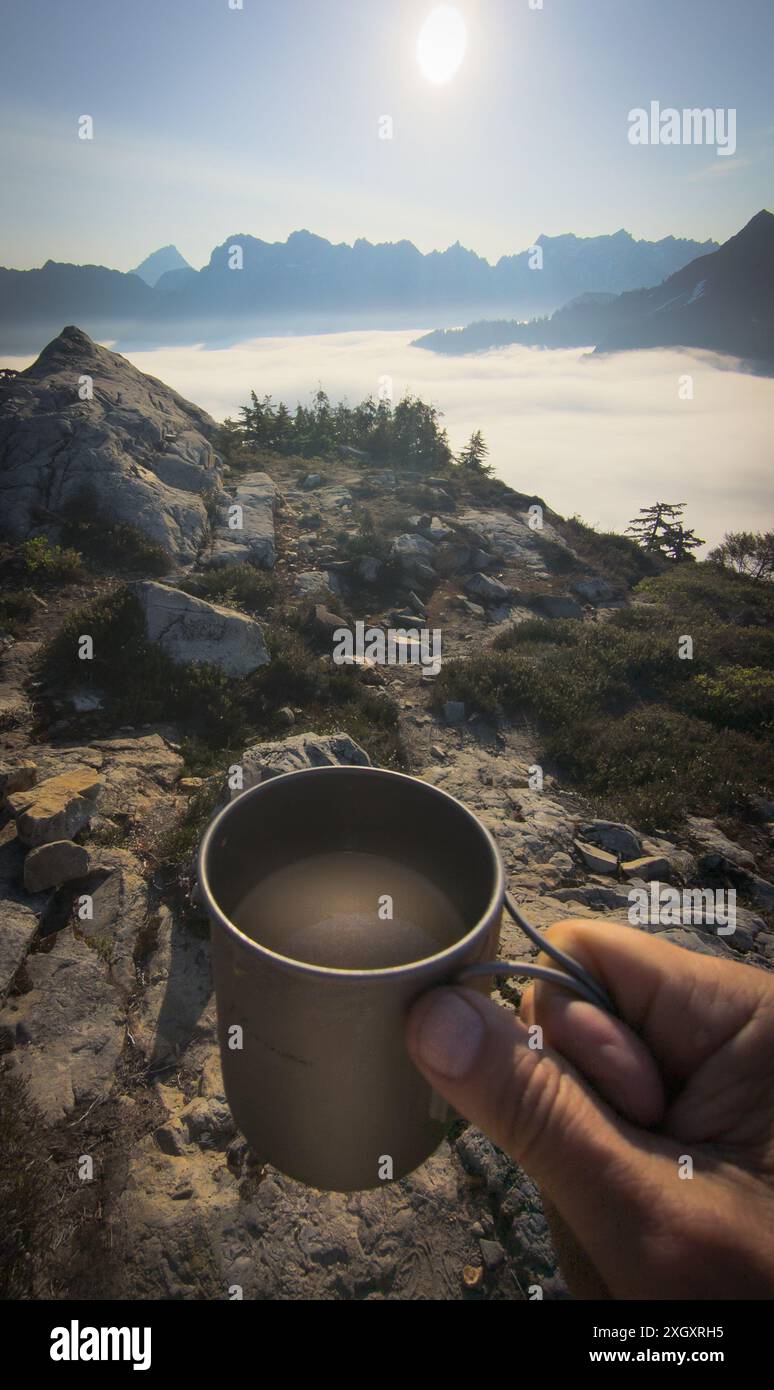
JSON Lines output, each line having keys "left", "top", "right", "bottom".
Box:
{"left": 130, "top": 245, "right": 192, "bottom": 287}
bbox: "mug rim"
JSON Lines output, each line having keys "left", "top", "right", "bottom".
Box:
{"left": 198, "top": 764, "right": 504, "bottom": 981}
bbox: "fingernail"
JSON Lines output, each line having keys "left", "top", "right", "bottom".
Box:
{"left": 414, "top": 989, "right": 485, "bottom": 1079}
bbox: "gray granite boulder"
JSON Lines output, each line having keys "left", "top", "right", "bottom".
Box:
{"left": 0, "top": 326, "right": 222, "bottom": 562}
{"left": 131, "top": 581, "right": 269, "bottom": 676}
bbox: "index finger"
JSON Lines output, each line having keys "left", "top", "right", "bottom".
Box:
{"left": 531, "top": 918, "right": 768, "bottom": 1086}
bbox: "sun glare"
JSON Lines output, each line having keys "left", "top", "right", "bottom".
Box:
{"left": 417, "top": 5, "right": 467, "bottom": 85}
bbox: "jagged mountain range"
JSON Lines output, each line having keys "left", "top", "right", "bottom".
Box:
{"left": 414, "top": 211, "right": 774, "bottom": 370}
{"left": 0, "top": 227, "right": 716, "bottom": 351}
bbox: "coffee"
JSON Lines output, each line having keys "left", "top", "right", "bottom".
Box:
{"left": 232, "top": 849, "right": 465, "bottom": 969}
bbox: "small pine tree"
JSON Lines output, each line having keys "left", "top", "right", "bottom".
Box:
{"left": 626, "top": 502, "right": 703, "bottom": 562}
{"left": 457, "top": 429, "right": 492, "bottom": 475}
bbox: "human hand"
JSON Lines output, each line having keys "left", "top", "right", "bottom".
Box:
{"left": 405, "top": 919, "right": 774, "bottom": 1299}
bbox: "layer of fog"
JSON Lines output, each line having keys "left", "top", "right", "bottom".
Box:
{"left": 7, "top": 331, "right": 774, "bottom": 549}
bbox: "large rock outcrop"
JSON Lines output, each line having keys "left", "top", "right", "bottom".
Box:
{"left": 0, "top": 326, "right": 222, "bottom": 561}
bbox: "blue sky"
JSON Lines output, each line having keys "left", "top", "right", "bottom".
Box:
{"left": 1, "top": 0, "right": 772, "bottom": 270}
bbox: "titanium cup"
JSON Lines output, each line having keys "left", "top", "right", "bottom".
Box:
{"left": 198, "top": 765, "right": 504, "bottom": 1192}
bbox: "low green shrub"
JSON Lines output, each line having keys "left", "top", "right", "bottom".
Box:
{"left": 59, "top": 487, "right": 170, "bottom": 576}
{"left": 558, "top": 515, "right": 663, "bottom": 590}
{"left": 179, "top": 564, "right": 276, "bottom": 614}
{"left": 435, "top": 559, "right": 774, "bottom": 828}
{"left": 0, "top": 536, "right": 85, "bottom": 588}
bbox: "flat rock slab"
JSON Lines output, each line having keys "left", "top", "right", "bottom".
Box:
{"left": 456, "top": 509, "right": 569, "bottom": 572}
{"left": 621, "top": 855, "right": 670, "bottom": 882}
{"left": 578, "top": 819, "right": 641, "bottom": 859}
{"left": 132, "top": 906, "right": 214, "bottom": 1071}
{"left": 392, "top": 533, "right": 437, "bottom": 565}
{"left": 0, "top": 928, "right": 125, "bottom": 1123}
{"left": 132, "top": 581, "right": 269, "bottom": 676}
{"left": 241, "top": 731, "right": 371, "bottom": 790}
{"left": 686, "top": 816, "right": 757, "bottom": 870}
{"left": 211, "top": 471, "right": 276, "bottom": 569}
{"left": 23, "top": 838, "right": 90, "bottom": 892}
{"left": 573, "top": 839, "right": 618, "bottom": 875}
{"left": 7, "top": 767, "right": 102, "bottom": 847}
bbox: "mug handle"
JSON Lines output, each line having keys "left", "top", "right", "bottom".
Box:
{"left": 456, "top": 892, "right": 618, "bottom": 1016}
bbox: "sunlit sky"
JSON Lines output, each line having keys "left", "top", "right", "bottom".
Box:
{"left": 1, "top": 0, "right": 772, "bottom": 271}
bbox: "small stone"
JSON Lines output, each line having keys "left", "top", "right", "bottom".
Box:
{"left": 23, "top": 839, "right": 90, "bottom": 893}
{"left": 533, "top": 594, "right": 584, "bottom": 620}
{"left": 155, "top": 1120, "right": 188, "bottom": 1157}
{"left": 457, "top": 597, "right": 486, "bottom": 619}
{"left": 355, "top": 555, "right": 381, "bottom": 584}
{"left": 276, "top": 706, "right": 296, "bottom": 728}
{"left": 311, "top": 604, "right": 348, "bottom": 639}
{"left": 465, "top": 572, "right": 509, "bottom": 605}
{"left": 178, "top": 777, "right": 204, "bottom": 793}
{"left": 462, "top": 1264, "right": 485, "bottom": 1289}
{"left": 294, "top": 570, "right": 335, "bottom": 601}
{"left": 571, "top": 577, "right": 619, "bottom": 605}
{"left": 574, "top": 839, "right": 618, "bottom": 875}
{"left": 578, "top": 819, "right": 641, "bottom": 859}
{"left": 479, "top": 1238, "right": 505, "bottom": 1270}
{"left": 621, "top": 855, "right": 670, "bottom": 882}
{"left": 8, "top": 768, "right": 102, "bottom": 848}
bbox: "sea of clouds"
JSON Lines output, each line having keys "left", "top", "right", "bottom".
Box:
{"left": 6, "top": 330, "right": 773, "bottom": 549}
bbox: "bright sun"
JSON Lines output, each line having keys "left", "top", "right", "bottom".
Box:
{"left": 417, "top": 5, "right": 467, "bottom": 85}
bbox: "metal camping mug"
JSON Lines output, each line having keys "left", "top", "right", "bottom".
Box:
{"left": 198, "top": 764, "right": 505, "bottom": 1192}
{"left": 199, "top": 764, "right": 616, "bottom": 1192}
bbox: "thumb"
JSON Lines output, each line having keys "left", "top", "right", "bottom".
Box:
{"left": 405, "top": 986, "right": 668, "bottom": 1260}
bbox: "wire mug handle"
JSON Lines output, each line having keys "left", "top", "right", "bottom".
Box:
{"left": 456, "top": 892, "right": 618, "bottom": 1017}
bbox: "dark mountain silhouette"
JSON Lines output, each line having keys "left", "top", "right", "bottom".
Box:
{"left": 593, "top": 209, "right": 774, "bottom": 361}
{"left": 0, "top": 262, "right": 156, "bottom": 351}
{"left": 0, "top": 227, "right": 715, "bottom": 352}
{"left": 414, "top": 211, "right": 774, "bottom": 371}
{"left": 130, "top": 245, "right": 193, "bottom": 287}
